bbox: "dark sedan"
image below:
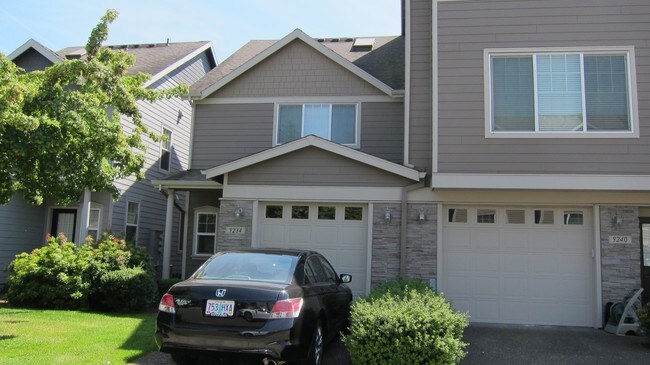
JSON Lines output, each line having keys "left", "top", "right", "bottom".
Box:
{"left": 155, "top": 249, "right": 353, "bottom": 365}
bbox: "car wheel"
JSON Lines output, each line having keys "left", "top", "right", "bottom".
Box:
{"left": 243, "top": 311, "right": 253, "bottom": 321}
{"left": 171, "top": 351, "right": 197, "bottom": 365}
{"left": 306, "top": 322, "right": 324, "bottom": 365}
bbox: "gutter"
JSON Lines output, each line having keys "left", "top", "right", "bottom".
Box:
{"left": 400, "top": 179, "right": 425, "bottom": 278}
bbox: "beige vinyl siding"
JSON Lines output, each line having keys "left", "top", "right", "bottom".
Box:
{"left": 212, "top": 40, "right": 385, "bottom": 98}
{"left": 191, "top": 103, "right": 275, "bottom": 170}
{"left": 438, "top": 0, "right": 650, "bottom": 174}
{"left": 0, "top": 193, "right": 46, "bottom": 284}
{"left": 409, "top": 0, "right": 433, "bottom": 174}
{"left": 228, "top": 147, "right": 414, "bottom": 187}
{"left": 361, "top": 102, "right": 404, "bottom": 164}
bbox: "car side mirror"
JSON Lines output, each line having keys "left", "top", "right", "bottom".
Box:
{"left": 339, "top": 274, "right": 352, "bottom": 283}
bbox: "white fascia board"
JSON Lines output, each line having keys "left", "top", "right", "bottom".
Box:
{"left": 432, "top": 173, "right": 650, "bottom": 191}
{"left": 8, "top": 39, "right": 62, "bottom": 64}
{"left": 144, "top": 42, "right": 214, "bottom": 88}
{"left": 224, "top": 185, "right": 403, "bottom": 202}
{"left": 204, "top": 135, "right": 421, "bottom": 181}
{"left": 151, "top": 179, "right": 222, "bottom": 190}
{"left": 195, "top": 29, "right": 394, "bottom": 99}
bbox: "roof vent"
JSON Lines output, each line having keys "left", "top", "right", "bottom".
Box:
{"left": 344, "top": 38, "right": 354, "bottom": 42}
{"left": 353, "top": 38, "right": 375, "bottom": 48}
{"left": 65, "top": 48, "right": 86, "bottom": 60}
{"left": 331, "top": 38, "right": 340, "bottom": 42}
{"left": 317, "top": 38, "right": 325, "bottom": 42}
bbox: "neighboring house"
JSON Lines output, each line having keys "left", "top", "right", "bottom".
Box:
{"left": 155, "top": 0, "right": 650, "bottom": 330}
{"left": 0, "top": 39, "right": 217, "bottom": 284}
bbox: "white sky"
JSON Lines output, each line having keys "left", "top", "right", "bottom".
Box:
{"left": 0, "top": 0, "right": 402, "bottom": 62}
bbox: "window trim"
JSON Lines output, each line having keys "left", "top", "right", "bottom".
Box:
{"left": 193, "top": 206, "right": 219, "bottom": 257}
{"left": 273, "top": 102, "right": 361, "bottom": 148}
{"left": 159, "top": 126, "right": 173, "bottom": 172}
{"left": 484, "top": 46, "right": 639, "bottom": 139}
{"left": 125, "top": 201, "right": 140, "bottom": 244}
{"left": 87, "top": 207, "right": 102, "bottom": 241}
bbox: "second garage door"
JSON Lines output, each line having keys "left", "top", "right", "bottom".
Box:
{"left": 258, "top": 202, "right": 368, "bottom": 297}
{"left": 442, "top": 206, "right": 595, "bottom": 327}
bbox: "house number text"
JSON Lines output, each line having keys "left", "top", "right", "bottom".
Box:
{"left": 608, "top": 235, "right": 632, "bottom": 244}
{"left": 226, "top": 226, "right": 246, "bottom": 234}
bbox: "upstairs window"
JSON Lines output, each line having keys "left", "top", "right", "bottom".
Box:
{"left": 486, "top": 48, "right": 637, "bottom": 138}
{"left": 276, "top": 103, "right": 358, "bottom": 146}
{"left": 160, "top": 128, "right": 172, "bottom": 171}
{"left": 125, "top": 201, "right": 139, "bottom": 244}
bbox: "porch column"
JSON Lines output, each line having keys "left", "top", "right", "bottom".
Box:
{"left": 79, "top": 188, "right": 91, "bottom": 245}
{"left": 162, "top": 189, "right": 175, "bottom": 279}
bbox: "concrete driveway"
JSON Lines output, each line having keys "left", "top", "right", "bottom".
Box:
{"left": 132, "top": 325, "right": 648, "bottom": 365}
{"left": 461, "top": 324, "right": 649, "bottom": 365}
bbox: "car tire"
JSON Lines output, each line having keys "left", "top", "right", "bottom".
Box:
{"left": 305, "top": 321, "right": 324, "bottom": 365}
{"left": 171, "top": 351, "right": 197, "bottom": 365}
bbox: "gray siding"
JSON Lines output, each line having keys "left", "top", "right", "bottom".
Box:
{"left": 408, "top": 0, "right": 433, "bottom": 173}
{"left": 438, "top": 0, "right": 650, "bottom": 174}
{"left": 361, "top": 102, "right": 404, "bottom": 164}
{"left": 0, "top": 193, "right": 46, "bottom": 284}
{"left": 212, "top": 40, "right": 385, "bottom": 98}
{"left": 228, "top": 147, "right": 414, "bottom": 187}
{"left": 191, "top": 103, "right": 275, "bottom": 169}
{"left": 12, "top": 48, "right": 54, "bottom": 72}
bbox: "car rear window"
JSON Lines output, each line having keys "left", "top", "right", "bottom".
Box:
{"left": 193, "top": 252, "right": 298, "bottom": 284}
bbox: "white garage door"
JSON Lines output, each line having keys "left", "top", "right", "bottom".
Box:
{"left": 442, "top": 206, "right": 594, "bottom": 327}
{"left": 258, "top": 202, "right": 368, "bottom": 297}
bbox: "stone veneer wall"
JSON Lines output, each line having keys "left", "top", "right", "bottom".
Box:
{"left": 600, "top": 206, "right": 641, "bottom": 306}
{"left": 371, "top": 203, "right": 401, "bottom": 286}
{"left": 371, "top": 203, "right": 437, "bottom": 288}
{"left": 217, "top": 200, "right": 254, "bottom": 250}
{"left": 405, "top": 203, "right": 437, "bottom": 281}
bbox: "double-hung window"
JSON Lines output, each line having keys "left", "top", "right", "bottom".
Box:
{"left": 125, "top": 201, "right": 139, "bottom": 244}
{"left": 160, "top": 128, "right": 172, "bottom": 171}
{"left": 87, "top": 208, "right": 101, "bottom": 241}
{"left": 276, "top": 103, "right": 358, "bottom": 146}
{"left": 486, "top": 47, "right": 637, "bottom": 137}
{"left": 195, "top": 208, "right": 218, "bottom": 255}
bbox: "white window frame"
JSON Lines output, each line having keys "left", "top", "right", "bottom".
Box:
{"left": 484, "top": 46, "right": 639, "bottom": 138}
{"left": 87, "top": 207, "right": 102, "bottom": 241}
{"left": 273, "top": 102, "right": 361, "bottom": 148}
{"left": 193, "top": 206, "right": 219, "bottom": 257}
{"left": 125, "top": 201, "right": 140, "bottom": 244}
{"left": 159, "top": 127, "right": 173, "bottom": 172}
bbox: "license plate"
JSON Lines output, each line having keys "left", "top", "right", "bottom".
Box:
{"left": 205, "top": 300, "right": 235, "bottom": 317}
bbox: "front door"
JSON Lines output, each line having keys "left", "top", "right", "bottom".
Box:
{"left": 640, "top": 219, "right": 650, "bottom": 303}
{"left": 51, "top": 209, "right": 77, "bottom": 243}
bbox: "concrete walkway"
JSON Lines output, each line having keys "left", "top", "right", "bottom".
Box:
{"left": 461, "top": 324, "right": 649, "bottom": 365}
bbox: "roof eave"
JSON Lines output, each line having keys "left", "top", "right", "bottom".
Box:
{"left": 8, "top": 39, "right": 62, "bottom": 64}
{"left": 143, "top": 41, "right": 215, "bottom": 88}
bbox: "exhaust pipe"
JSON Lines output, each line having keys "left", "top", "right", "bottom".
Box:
{"left": 262, "top": 358, "right": 278, "bottom": 365}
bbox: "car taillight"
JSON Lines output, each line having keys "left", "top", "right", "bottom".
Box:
{"left": 270, "top": 297, "right": 303, "bottom": 318}
{"left": 159, "top": 293, "right": 176, "bottom": 314}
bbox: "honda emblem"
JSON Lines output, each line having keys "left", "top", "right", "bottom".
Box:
{"left": 215, "top": 289, "right": 227, "bottom": 297}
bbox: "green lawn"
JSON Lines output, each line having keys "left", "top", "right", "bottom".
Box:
{"left": 0, "top": 305, "right": 158, "bottom": 365}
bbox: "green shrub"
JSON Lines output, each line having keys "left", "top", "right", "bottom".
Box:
{"left": 7, "top": 234, "right": 91, "bottom": 309}
{"left": 97, "top": 267, "right": 156, "bottom": 311}
{"left": 342, "top": 281, "right": 468, "bottom": 365}
{"left": 639, "top": 302, "right": 650, "bottom": 337}
{"left": 7, "top": 232, "right": 155, "bottom": 311}
{"left": 363, "top": 278, "right": 432, "bottom": 301}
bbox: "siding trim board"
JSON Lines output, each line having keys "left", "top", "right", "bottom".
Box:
{"left": 205, "top": 135, "right": 422, "bottom": 181}
{"left": 195, "top": 96, "right": 401, "bottom": 104}
{"left": 191, "top": 29, "right": 396, "bottom": 99}
{"left": 433, "top": 173, "right": 650, "bottom": 191}
{"left": 223, "top": 185, "right": 405, "bottom": 202}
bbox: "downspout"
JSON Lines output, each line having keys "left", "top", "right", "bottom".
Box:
{"left": 403, "top": 0, "right": 412, "bottom": 167}
{"left": 400, "top": 179, "right": 424, "bottom": 278}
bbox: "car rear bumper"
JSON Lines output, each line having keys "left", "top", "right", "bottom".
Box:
{"left": 155, "top": 319, "right": 306, "bottom": 361}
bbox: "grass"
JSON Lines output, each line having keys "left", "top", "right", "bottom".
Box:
{"left": 0, "top": 304, "right": 158, "bottom": 365}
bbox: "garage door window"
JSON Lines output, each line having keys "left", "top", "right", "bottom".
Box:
{"left": 344, "top": 207, "right": 363, "bottom": 221}
{"left": 534, "top": 210, "right": 554, "bottom": 224}
{"left": 265, "top": 205, "right": 283, "bottom": 219}
{"left": 448, "top": 208, "right": 468, "bottom": 223}
{"left": 564, "top": 211, "right": 584, "bottom": 225}
{"left": 292, "top": 206, "right": 309, "bottom": 219}
{"left": 477, "top": 209, "right": 496, "bottom": 223}
{"left": 505, "top": 209, "right": 526, "bottom": 224}
{"left": 318, "top": 206, "right": 336, "bottom": 220}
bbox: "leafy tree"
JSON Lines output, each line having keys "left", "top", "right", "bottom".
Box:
{"left": 0, "top": 9, "right": 188, "bottom": 205}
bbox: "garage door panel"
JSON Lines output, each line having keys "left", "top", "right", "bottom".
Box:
{"left": 339, "top": 226, "right": 366, "bottom": 243}
{"left": 443, "top": 206, "right": 594, "bottom": 327}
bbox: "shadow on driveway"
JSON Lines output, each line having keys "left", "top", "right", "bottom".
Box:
{"left": 461, "top": 324, "right": 650, "bottom": 365}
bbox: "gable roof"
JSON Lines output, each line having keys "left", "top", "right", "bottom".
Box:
{"left": 8, "top": 39, "right": 64, "bottom": 64}
{"left": 58, "top": 41, "right": 216, "bottom": 87}
{"left": 204, "top": 135, "right": 423, "bottom": 181}
{"left": 189, "top": 29, "right": 403, "bottom": 99}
